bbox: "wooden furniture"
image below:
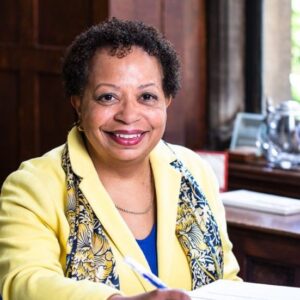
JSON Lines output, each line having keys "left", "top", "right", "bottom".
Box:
{"left": 228, "top": 154, "right": 300, "bottom": 199}
{"left": 226, "top": 206, "right": 300, "bottom": 287}
{"left": 227, "top": 154, "right": 300, "bottom": 286}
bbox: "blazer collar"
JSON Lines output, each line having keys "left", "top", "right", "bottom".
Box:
{"left": 67, "top": 128, "right": 182, "bottom": 289}
{"left": 150, "top": 142, "right": 182, "bottom": 284}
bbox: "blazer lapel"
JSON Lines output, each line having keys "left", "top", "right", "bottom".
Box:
{"left": 150, "top": 142, "right": 182, "bottom": 284}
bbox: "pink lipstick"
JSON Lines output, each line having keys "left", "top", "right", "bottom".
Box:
{"left": 107, "top": 130, "right": 146, "bottom": 146}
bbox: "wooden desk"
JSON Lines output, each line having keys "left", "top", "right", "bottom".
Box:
{"left": 226, "top": 206, "right": 300, "bottom": 287}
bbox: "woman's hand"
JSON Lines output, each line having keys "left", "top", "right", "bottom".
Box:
{"left": 109, "top": 289, "right": 191, "bottom": 300}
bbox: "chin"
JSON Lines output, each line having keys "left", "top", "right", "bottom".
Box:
{"left": 110, "top": 148, "right": 151, "bottom": 163}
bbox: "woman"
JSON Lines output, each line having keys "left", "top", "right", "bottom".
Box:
{"left": 0, "top": 18, "right": 239, "bottom": 300}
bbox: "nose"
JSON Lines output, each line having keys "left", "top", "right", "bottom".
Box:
{"left": 114, "top": 98, "right": 141, "bottom": 124}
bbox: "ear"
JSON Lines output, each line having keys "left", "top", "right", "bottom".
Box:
{"left": 70, "top": 96, "right": 82, "bottom": 116}
{"left": 166, "top": 97, "right": 172, "bottom": 108}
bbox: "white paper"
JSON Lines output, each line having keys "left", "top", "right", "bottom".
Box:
{"left": 188, "top": 280, "right": 300, "bottom": 300}
{"left": 220, "top": 189, "right": 300, "bottom": 215}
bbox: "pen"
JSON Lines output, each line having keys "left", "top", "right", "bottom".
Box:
{"left": 124, "top": 256, "right": 168, "bottom": 289}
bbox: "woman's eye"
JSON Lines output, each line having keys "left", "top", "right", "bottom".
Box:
{"left": 141, "top": 93, "right": 158, "bottom": 102}
{"left": 96, "top": 94, "right": 116, "bottom": 103}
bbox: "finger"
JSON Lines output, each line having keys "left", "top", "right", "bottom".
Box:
{"left": 149, "top": 289, "right": 191, "bottom": 300}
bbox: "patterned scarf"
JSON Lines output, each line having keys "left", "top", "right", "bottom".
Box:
{"left": 62, "top": 143, "right": 223, "bottom": 290}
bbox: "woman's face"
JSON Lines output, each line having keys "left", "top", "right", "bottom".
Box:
{"left": 72, "top": 46, "right": 172, "bottom": 167}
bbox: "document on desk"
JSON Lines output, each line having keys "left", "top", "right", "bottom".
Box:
{"left": 188, "top": 280, "right": 300, "bottom": 300}
{"left": 220, "top": 189, "right": 300, "bottom": 215}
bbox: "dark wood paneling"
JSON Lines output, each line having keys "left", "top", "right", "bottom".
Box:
{"left": 0, "top": 71, "right": 19, "bottom": 182}
{"left": 163, "top": 0, "right": 186, "bottom": 145}
{"left": 38, "top": 73, "right": 74, "bottom": 153}
{"left": 20, "top": 0, "right": 35, "bottom": 46}
{"left": 18, "top": 70, "right": 39, "bottom": 160}
{"left": 247, "top": 258, "right": 294, "bottom": 286}
{"left": 228, "top": 156, "right": 300, "bottom": 198}
{"left": 109, "top": 0, "right": 162, "bottom": 28}
{"left": 0, "top": 0, "right": 19, "bottom": 44}
{"left": 0, "top": 0, "right": 109, "bottom": 185}
{"left": 164, "top": 0, "right": 207, "bottom": 148}
{"left": 226, "top": 206, "right": 300, "bottom": 287}
{"left": 171, "top": 0, "right": 207, "bottom": 149}
{"left": 38, "top": 0, "right": 93, "bottom": 46}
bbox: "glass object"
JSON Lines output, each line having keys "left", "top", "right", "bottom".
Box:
{"left": 258, "top": 100, "right": 300, "bottom": 169}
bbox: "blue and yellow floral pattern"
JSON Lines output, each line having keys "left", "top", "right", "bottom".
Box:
{"left": 62, "top": 145, "right": 119, "bottom": 288}
{"left": 171, "top": 159, "right": 223, "bottom": 289}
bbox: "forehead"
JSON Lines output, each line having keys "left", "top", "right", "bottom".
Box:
{"left": 88, "top": 46, "right": 163, "bottom": 81}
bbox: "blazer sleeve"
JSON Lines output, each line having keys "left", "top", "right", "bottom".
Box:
{"left": 0, "top": 160, "right": 122, "bottom": 300}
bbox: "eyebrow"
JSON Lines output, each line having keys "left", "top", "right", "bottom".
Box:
{"left": 95, "top": 82, "right": 158, "bottom": 90}
{"left": 95, "top": 83, "right": 120, "bottom": 90}
{"left": 138, "top": 83, "right": 157, "bottom": 89}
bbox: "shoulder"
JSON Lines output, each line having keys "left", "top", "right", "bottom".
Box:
{"left": 164, "top": 142, "right": 213, "bottom": 174}
{"left": 0, "top": 145, "right": 66, "bottom": 230}
{"left": 167, "top": 143, "right": 201, "bottom": 160}
{"left": 14, "top": 144, "right": 64, "bottom": 180}
{"left": 161, "top": 141, "right": 220, "bottom": 197}
{"left": 1, "top": 144, "right": 65, "bottom": 198}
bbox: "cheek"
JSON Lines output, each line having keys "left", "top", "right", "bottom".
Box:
{"left": 148, "top": 108, "right": 168, "bottom": 127}
{"left": 81, "top": 106, "right": 113, "bottom": 126}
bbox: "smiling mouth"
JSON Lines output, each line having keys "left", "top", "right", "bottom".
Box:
{"left": 105, "top": 131, "right": 146, "bottom": 146}
{"left": 114, "top": 133, "right": 142, "bottom": 139}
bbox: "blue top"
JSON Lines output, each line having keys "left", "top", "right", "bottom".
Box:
{"left": 136, "top": 224, "right": 158, "bottom": 276}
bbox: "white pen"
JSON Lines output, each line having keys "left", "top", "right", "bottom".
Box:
{"left": 124, "top": 256, "right": 168, "bottom": 289}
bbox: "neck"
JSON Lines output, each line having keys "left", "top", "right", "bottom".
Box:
{"left": 97, "top": 158, "right": 151, "bottom": 180}
{"left": 85, "top": 141, "right": 151, "bottom": 179}
{"left": 88, "top": 149, "right": 151, "bottom": 181}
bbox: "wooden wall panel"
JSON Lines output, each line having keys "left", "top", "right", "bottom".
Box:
{"left": 183, "top": 0, "right": 207, "bottom": 149}
{"left": 0, "top": 0, "right": 19, "bottom": 44}
{"left": 18, "top": 70, "right": 39, "bottom": 161}
{"left": 247, "top": 258, "right": 294, "bottom": 286}
{"left": 0, "top": 0, "right": 109, "bottom": 185}
{"left": 163, "top": 0, "right": 186, "bottom": 145}
{"left": 109, "top": 0, "right": 162, "bottom": 28}
{"left": 38, "top": 73, "right": 75, "bottom": 154}
{"left": 0, "top": 71, "right": 19, "bottom": 181}
{"left": 38, "top": 0, "right": 93, "bottom": 46}
{"left": 227, "top": 224, "right": 300, "bottom": 287}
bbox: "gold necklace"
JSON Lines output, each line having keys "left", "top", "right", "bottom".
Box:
{"left": 115, "top": 165, "right": 154, "bottom": 215}
{"left": 115, "top": 202, "right": 153, "bottom": 215}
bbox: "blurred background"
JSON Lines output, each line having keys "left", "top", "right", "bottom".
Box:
{"left": 0, "top": 0, "right": 299, "bottom": 184}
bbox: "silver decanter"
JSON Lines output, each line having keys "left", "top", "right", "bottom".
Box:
{"left": 258, "top": 100, "right": 300, "bottom": 169}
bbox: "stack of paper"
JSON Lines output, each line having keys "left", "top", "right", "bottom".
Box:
{"left": 220, "top": 189, "right": 300, "bottom": 215}
{"left": 188, "top": 280, "right": 300, "bottom": 300}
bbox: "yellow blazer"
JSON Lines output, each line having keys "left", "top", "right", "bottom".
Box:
{"left": 0, "top": 128, "right": 239, "bottom": 300}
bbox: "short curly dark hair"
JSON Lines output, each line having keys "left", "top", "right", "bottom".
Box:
{"left": 62, "top": 17, "right": 181, "bottom": 98}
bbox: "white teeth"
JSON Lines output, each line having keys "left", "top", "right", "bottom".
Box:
{"left": 115, "top": 133, "right": 141, "bottom": 139}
